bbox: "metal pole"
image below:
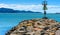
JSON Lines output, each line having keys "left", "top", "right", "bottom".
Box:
{"left": 42, "top": 0, "right": 48, "bottom": 19}
{"left": 44, "top": 10, "right": 46, "bottom": 17}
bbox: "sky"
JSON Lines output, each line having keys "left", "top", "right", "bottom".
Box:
{"left": 0, "top": 0, "right": 60, "bottom": 13}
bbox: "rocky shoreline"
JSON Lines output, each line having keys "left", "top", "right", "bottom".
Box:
{"left": 5, "top": 18, "right": 60, "bottom": 35}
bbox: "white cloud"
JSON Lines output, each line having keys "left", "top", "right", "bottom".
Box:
{"left": 0, "top": 3, "right": 60, "bottom": 13}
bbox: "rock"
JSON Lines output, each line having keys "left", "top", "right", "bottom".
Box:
{"left": 5, "top": 18, "right": 60, "bottom": 35}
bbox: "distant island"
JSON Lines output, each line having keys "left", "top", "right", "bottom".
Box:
{"left": 56, "top": 12, "right": 60, "bottom": 14}
{"left": 0, "top": 8, "right": 42, "bottom": 13}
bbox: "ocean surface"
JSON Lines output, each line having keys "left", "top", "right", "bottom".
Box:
{"left": 0, "top": 13, "right": 60, "bottom": 35}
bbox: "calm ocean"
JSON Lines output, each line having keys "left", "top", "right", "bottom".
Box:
{"left": 0, "top": 13, "right": 60, "bottom": 35}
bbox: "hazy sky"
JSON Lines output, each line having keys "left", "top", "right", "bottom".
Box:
{"left": 0, "top": 0, "right": 60, "bottom": 13}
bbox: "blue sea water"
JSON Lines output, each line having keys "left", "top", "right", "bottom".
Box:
{"left": 0, "top": 13, "right": 60, "bottom": 35}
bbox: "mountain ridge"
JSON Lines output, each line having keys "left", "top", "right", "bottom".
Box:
{"left": 0, "top": 8, "right": 42, "bottom": 13}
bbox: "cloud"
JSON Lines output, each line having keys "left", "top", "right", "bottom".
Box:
{"left": 0, "top": 3, "right": 60, "bottom": 13}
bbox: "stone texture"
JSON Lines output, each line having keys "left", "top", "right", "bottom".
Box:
{"left": 5, "top": 18, "right": 60, "bottom": 35}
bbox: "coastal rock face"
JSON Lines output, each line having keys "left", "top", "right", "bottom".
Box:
{"left": 6, "top": 18, "right": 60, "bottom": 35}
